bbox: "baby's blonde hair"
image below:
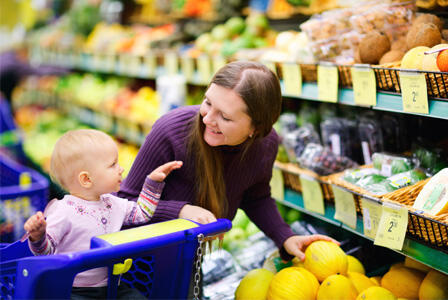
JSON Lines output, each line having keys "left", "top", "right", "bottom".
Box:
{"left": 50, "top": 129, "right": 115, "bottom": 191}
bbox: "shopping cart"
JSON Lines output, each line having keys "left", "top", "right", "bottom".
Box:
{"left": 0, "top": 218, "right": 232, "bottom": 299}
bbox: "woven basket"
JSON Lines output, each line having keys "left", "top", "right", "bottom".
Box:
{"left": 425, "top": 72, "right": 448, "bottom": 99}
{"left": 300, "top": 64, "right": 317, "bottom": 82}
{"left": 372, "top": 62, "right": 401, "bottom": 93}
{"left": 338, "top": 65, "right": 353, "bottom": 88}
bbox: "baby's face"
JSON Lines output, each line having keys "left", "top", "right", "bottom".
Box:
{"left": 87, "top": 142, "right": 124, "bottom": 196}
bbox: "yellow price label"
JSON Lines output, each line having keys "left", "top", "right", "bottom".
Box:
{"left": 300, "top": 175, "right": 325, "bottom": 215}
{"left": 333, "top": 186, "right": 357, "bottom": 229}
{"left": 374, "top": 202, "right": 408, "bottom": 250}
{"left": 165, "top": 53, "right": 178, "bottom": 75}
{"left": 181, "top": 56, "right": 194, "bottom": 82}
{"left": 399, "top": 72, "right": 429, "bottom": 114}
{"left": 262, "top": 61, "right": 277, "bottom": 75}
{"left": 318, "top": 64, "right": 339, "bottom": 102}
{"left": 351, "top": 66, "right": 376, "bottom": 106}
{"left": 212, "top": 56, "right": 227, "bottom": 75}
{"left": 282, "top": 63, "right": 302, "bottom": 97}
{"left": 144, "top": 53, "right": 157, "bottom": 77}
{"left": 270, "top": 168, "right": 284, "bottom": 201}
{"left": 361, "top": 197, "right": 383, "bottom": 239}
{"left": 197, "top": 56, "right": 212, "bottom": 84}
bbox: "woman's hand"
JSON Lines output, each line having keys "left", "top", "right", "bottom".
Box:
{"left": 283, "top": 234, "right": 340, "bottom": 261}
{"left": 179, "top": 204, "right": 217, "bottom": 224}
{"left": 24, "top": 211, "right": 47, "bottom": 242}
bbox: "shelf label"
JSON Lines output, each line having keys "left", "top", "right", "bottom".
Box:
{"left": 270, "top": 168, "right": 284, "bottom": 201}
{"left": 144, "top": 53, "right": 157, "bottom": 77}
{"left": 399, "top": 71, "right": 429, "bottom": 114}
{"left": 318, "top": 64, "right": 338, "bottom": 103}
{"left": 361, "top": 197, "right": 382, "bottom": 239}
{"left": 352, "top": 66, "right": 376, "bottom": 106}
{"left": 333, "top": 186, "right": 357, "bottom": 229}
{"left": 300, "top": 175, "right": 325, "bottom": 215}
{"left": 374, "top": 201, "right": 408, "bottom": 250}
{"left": 262, "top": 61, "right": 277, "bottom": 75}
{"left": 212, "top": 56, "right": 227, "bottom": 75}
{"left": 197, "top": 56, "right": 212, "bottom": 84}
{"left": 282, "top": 63, "right": 302, "bottom": 97}
{"left": 181, "top": 56, "right": 194, "bottom": 82}
{"left": 165, "top": 52, "right": 178, "bottom": 75}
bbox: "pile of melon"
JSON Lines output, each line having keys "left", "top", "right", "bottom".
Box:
{"left": 235, "top": 241, "right": 448, "bottom": 300}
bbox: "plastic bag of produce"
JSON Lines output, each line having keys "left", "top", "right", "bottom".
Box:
{"left": 372, "top": 152, "right": 414, "bottom": 177}
{"left": 412, "top": 147, "right": 448, "bottom": 176}
{"left": 282, "top": 124, "right": 321, "bottom": 162}
{"left": 358, "top": 114, "right": 383, "bottom": 165}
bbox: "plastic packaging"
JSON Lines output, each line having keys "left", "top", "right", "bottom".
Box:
{"left": 358, "top": 114, "right": 384, "bottom": 165}
{"left": 381, "top": 114, "right": 409, "bottom": 153}
{"left": 371, "top": 152, "right": 414, "bottom": 177}
{"left": 282, "top": 124, "right": 321, "bottom": 163}
{"left": 412, "top": 147, "right": 448, "bottom": 176}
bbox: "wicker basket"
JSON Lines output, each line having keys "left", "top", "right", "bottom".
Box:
{"left": 338, "top": 65, "right": 353, "bottom": 88}
{"left": 300, "top": 64, "right": 318, "bottom": 82}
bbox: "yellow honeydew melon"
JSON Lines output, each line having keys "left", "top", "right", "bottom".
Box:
{"left": 421, "top": 44, "right": 448, "bottom": 71}
{"left": 347, "top": 255, "right": 366, "bottom": 274}
{"left": 401, "top": 46, "right": 431, "bottom": 70}
{"left": 356, "top": 286, "right": 397, "bottom": 300}
{"left": 235, "top": 268, "right": 274, "bottom": 300}
{"left": 419, "top": 269, "right": 448, "bottom": 300}
{"left": 381, "top": 266, "right": 425, "bottom": 299}
{"left": 347, "top": 271, "right": 376, "bottom": 294}
{"left": 267, "top": 267, "right": 319, "bottom": 300}
{"left": 404, "top": 257, "right": 432, "bottom": 273}
{"left": 390, "top": 262, "right": 405, "bottom": 270}
{"left": 292, "top": 256, "right": 305, "bottom": 268}
{"left": 304, "top": 241, "right": 348, "bottom": 282}
{"left": 370, "top": 276, "right": 381, "bottom": 286}
{"left": 317, "top": 274, "right": 358, "bottom": 300}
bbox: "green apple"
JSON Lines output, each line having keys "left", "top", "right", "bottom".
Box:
{"left": 225, "top": 17, "right": 245, "bottom": 36}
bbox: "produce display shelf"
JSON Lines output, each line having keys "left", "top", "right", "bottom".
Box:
{"left": 276, "top": 188, "right": 448, "bottom": 275}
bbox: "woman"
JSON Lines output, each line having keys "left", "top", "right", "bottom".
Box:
{"left": 118, "top": 61, "right": 337, "bottom": 262}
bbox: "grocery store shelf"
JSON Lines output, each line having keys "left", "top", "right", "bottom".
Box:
{"left": 282, "top": 82, "right": 448, "bottom": 120}
{"left": 276, "top": 188, "right": 448, "bottom": 275}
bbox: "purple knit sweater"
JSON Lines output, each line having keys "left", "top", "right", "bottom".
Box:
{"left": 118, "top": 105, "right": 295, "bottom": 254}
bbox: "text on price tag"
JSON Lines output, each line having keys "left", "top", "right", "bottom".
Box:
{"left": 351, "top": 66, "right": 376, "bottom": 106}
{"left": 282, "top": 63, "right": 302, "bottom": 97}
{"left": 361, "top": 197, "right": 383, "bottom": 239}
{"left": 270, "top": 168, "right": 284, "bottom": 201}
{"left": 197, "top": 56, "right": 212, "bottom": 84}
{"left": 374, "top": 201, "right": 408, "bottom": 250}
{"left": 165, "top": 53, "right": 178, "bottom": 75}
{"left": 399, "top": 71, "right": 428, "bottom": 114}
{"left": 318, "top": 64, "right": 339, "bottom": 103}
{"left": 333, "top": 186, "right": 357, "bottom": 229}
{"left": 300, "top": 175, "right": 325, "bottom": 215}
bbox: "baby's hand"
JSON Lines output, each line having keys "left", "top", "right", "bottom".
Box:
{"left": 149, "top": 161, "right": 183, "bottom": 182}
{"left": 24, "top": 211, "right": 46, "bottom": 242}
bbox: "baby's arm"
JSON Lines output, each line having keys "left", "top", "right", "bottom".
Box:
{"left": 125, "top": 161, "right": 182, "bottom": 225}
{"left": 24, "top": 212, "right": 55, "bottom": 255}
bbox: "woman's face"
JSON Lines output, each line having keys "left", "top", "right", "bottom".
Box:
{"left": 200, "top": 83, "right": 255, "bottom": 147}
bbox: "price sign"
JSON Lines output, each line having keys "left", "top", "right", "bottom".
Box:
{"left": 262, "top": 61, "right": 277, "bottom": 75}
{"left": 212, "top": 56, "right": 227, "bottom": 75}
{"left": 197, "top": 56, "right": 212, "bottom": 84}
{"left": 351, "top": 65, "right": 376, "bottom": 106}
{"left": 270, "top": 168, "right": 284, "bottom": 201}
{"left": 399, "top": 71, "right": 429, "bottom": 114}
{"left": 317, "top": 64, "right": 338, "bottom": 102}
{"left": 374, "top": 202, "right": 408, "bottom": 250}
{"left": 144, "top": 53, "right": 157, "bottom": 77}
{"left": 361, "top": 197, "right": 383, "bottom": 239}
{"left": 282, "top": 63, "right": 302, "bottom": 97}
{"left": 333, "top": 186, "right": 357, "bottom": 229}
{"left": 181, "top": 56, "right": 194, "bottom": 82}
{"left": 165, "top": 52, "right": 178, "bottom": 75}
{"left": 300, "top": 175, "right": 325, "bottom": 215}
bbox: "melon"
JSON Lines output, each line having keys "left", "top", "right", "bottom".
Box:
{"left": 357, "top": 286, "right": 397, "bottom": 300}
{"left": 267, "top": 267, "right": 319, "bottom": 300}
{"left": 419, "top": 270, "right": 448, "bottom": 300}
{"left": 401, "top": 46, "right": 430, "bottom": 70}
{"left": 381, "top": 267, "right": 425, "bottom": 299}
{"left": 347, "top": 255, "right": 366, "bottom": 274}
{"left": 317, "top": 274, "right": 358, "bottom": 300}
{"left": 370, "top": 276, "right": 381, "bottom": 286}
{"left": 235, "top": 268, "right": 274, "bottom": 300}
{"left": 304, "top": 241, "right": 348, "bottom": 282}
{"left": 347, "top": 271, "right": 376, "bottom": 294}
{"left": 404, "top": 257, "right": 431, "bottom": 273}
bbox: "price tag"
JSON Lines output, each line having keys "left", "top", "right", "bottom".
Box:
{"left": 212, "top": 56, "right": 227, "bottom": 75}
{"left": 318, "top": 64, "right": 338, "bottom": 102}
{"left": 262, "top": 61, "right": 277, "bottom": 75}
{"left": 282, "top": 63, "right": 302, "bottom": 97}
{"left": 165, "top": 52, "right": 178, "bottom": 75}
{"left": 361, "top": 198, "right": 383, "bottom": 239}
{"left": 351, "top": 66, "right": 376, "bottom": 106}
{"left": 270, "top": 168, "right": 284, "bottom": 201}
{"left": 300, "top": 175, "right": 325, "bottom": 215}
{"left": 181, "top": 56, "right": 195, "bottom": 82}
{"left": 333, "top": 186, "right": 357, "bottom": 229}
{"left": 399, "top": 71, "right": 429, "bottom": 114}
{"left": 197, "top": 56, "right": 212, "bottom": 84}
{"left": 144, "top": 53, "right": 157, "bottom": 77}
{"left": 374, "top": 202, "right": 408, "bottom": 250}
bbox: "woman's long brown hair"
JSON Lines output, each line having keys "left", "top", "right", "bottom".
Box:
{"left": 187, "top": 61, "right": 282, "bottom": 218}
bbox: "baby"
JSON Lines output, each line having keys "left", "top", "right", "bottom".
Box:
{"left": 24, "top": 129, "right": 182, "bottom": 299}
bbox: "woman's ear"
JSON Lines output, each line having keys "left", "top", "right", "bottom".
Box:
{"left": 78, "top": 171, "right": 92, "bottom": 188}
